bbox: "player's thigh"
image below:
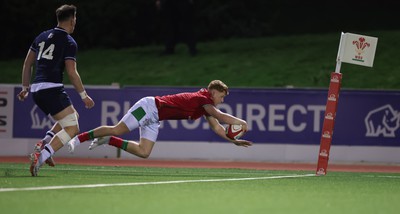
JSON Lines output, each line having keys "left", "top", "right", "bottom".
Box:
{"left": 33, "top": 87, "right": 72, "bottom": 116}
{"left": 140, "top": 123, "right": 159, "bottom": 143}
{"left": 52, "top": 106, "right": 75, "bottom": 120}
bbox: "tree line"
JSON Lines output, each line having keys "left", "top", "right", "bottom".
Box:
{"left": 1, "top": 0, "right": 398, "bottom": 59}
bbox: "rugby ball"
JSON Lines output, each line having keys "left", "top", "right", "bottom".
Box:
{"left": 225, "top": 124, "right": 244, "bottom": 140}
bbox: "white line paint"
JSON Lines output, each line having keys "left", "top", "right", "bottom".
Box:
{"left": 0, "top": 174, "right": 315, "bottom": 192}
{"left": 363, "top": 175, "right": 400, "bottom": 179}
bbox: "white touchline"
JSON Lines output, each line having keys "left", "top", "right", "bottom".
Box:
{"left": 0, "top": 174, "right": 315, "bottom": 192}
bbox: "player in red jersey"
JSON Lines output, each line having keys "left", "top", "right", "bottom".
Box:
{"left": 68, "top": 80, "right": 252, "bottom": 158}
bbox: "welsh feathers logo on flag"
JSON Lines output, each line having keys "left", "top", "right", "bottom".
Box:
{"left": 352, "top": 37, "right": 370, "bottom": 62}
{"left": 338, "top": 33, "right": 378, "bottom": 67}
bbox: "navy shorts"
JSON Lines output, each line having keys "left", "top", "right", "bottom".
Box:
{"left": 32, "top": 87, "right": 72, "bottom": 116}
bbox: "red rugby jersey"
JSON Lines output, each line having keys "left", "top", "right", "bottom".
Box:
{"left": 155, "top": 88, "right": 214, "bottom": 121}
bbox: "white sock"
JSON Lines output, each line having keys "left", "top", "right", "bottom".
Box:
{"left": 39, "top": 144, "right": 55, "bottom": 165}
{"left": 72, "top": 136, "right": 80, "bottom": 146}
{"left": 42, "top": 131, "right": 55, "bottom": 145}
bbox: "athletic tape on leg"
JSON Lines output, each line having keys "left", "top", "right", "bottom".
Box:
{"left": 59, "top": 113, "right": 79, "bottom": 128}
{"left": 56, "top": 129, "right": 72, "bottom": 145}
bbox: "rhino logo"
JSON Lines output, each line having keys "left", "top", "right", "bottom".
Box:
{"left": 365, "top": 104, "right": 400, "bottom": 137}
{"left": 30, "top": 105, "right": 55, "bottom": 129}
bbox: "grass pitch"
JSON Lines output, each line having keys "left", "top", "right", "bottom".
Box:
{"left": 1, "top": 163, "right": 400, "bottom": 214}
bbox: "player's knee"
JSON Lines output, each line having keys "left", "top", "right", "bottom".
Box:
{"left": 56, "top": 129, "right": 72, "bottom": 145}
{"left": 58, "top": 113, "right": 79, "bottom": 129}
{"left": 137, "top": 138, "right": 155, "bottom": 159}
{"left": 139, "top": 146, "right": 153, "bottom": 159}
{"left": 143, "top": 150, "right": 152, "bottom": 158}
{"left": 138, "top": 151, "right": 151, "bottom": 159}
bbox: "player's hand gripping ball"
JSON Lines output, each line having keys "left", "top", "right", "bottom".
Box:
{"left": 225, "top": 124, "right": 245, "bottom": 140}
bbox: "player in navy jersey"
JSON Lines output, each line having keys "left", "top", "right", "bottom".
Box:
{"left": 68, "top": 80, "right": 252, "bottom": 159}
{"left": 17, "top": 4, "right": 95, "bottom": 176}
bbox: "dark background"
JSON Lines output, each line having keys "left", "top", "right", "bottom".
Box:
{"left": 1, "top": 0, "right": 399, "bottom": 59}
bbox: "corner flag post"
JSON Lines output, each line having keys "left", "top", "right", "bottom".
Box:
{"left": 316, "top": 32, "right": 378, "bottom": 176}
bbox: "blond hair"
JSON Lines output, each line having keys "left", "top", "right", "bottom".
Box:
{"left": 208, "top": 80, "right": 229, "bottom": 95}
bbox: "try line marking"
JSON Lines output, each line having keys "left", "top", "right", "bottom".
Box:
{"left": 0, "top": 174, "right": 315, "bottom": 192}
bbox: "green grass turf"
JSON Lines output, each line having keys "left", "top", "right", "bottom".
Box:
{"left": 1, "top": 163, "right": 400, "bottom": 214}
{"left": 1, "top": 30, "right": 400, "bottom": 89}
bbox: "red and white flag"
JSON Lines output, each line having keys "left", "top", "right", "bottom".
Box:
{"left": 338, "top": 33, "right": 378, "bottom": 67}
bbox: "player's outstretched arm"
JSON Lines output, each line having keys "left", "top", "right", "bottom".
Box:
{"left": 204, "top": 105, "right": 248, "bottom": 132}
{"left": 205, "top": 116, "right": 252, "bottom": 147}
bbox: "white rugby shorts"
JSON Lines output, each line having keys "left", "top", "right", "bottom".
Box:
{"left": 121, "top": 96, "right": 160, "bottom": 142}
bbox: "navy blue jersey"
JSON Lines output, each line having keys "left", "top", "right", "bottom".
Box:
{"left": 30, "top": 27, "right": 77, "bottom": 84}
